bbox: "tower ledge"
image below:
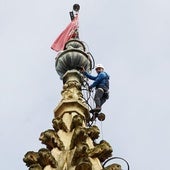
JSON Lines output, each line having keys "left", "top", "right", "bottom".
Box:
{"left": 54, "top": 100, "right": 89, "bottom": 120}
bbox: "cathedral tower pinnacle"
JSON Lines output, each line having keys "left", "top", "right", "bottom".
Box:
{"left": 23, "top": 4, "right": 126, "bottom": 170}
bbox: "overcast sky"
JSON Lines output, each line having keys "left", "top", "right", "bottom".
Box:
{"left": 1, "top": 0, "right": 170, "bottom": 170}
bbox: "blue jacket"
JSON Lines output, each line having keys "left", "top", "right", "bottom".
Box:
{"left": 84, "top": 71, "right": 109, "bottom": 91}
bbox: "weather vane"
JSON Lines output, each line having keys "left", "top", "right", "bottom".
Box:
{"left": 70, "top": 4, "right": 80, "bottom": 20}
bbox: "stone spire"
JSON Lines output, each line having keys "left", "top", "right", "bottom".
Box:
{"left": 23, "top": 4, "right": 122, "bottom": 170}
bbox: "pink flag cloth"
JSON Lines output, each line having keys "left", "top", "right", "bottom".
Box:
{"left": 51, "top": 15, "right": 78, "bottom": 52}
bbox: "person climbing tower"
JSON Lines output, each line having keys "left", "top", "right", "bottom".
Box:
{"left": 81, "top": 64, "right": 110, "bottom": 113}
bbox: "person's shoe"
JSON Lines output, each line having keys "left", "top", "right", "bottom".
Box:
{"left": 90, "top": 112, "right": 99, "bottom": 121}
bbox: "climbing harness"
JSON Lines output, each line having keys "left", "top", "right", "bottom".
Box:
{"left": 81, "top": 83, "right": 106, "bottom": 126}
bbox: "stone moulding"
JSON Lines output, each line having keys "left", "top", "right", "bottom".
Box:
{"left": 64, "top": 39, "right": 86, "bottom": 51}
{"left": 62, "top": 70, "right": 83, "bottom": 85}
{"left": 54, "top": 100, "right": 89, "bottom": 121}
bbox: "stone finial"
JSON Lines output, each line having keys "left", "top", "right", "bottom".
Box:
{"left": 55, "top": 40, "right": 92, "bottom": 79}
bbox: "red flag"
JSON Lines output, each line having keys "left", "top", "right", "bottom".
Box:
{"left": 51, "top": 15, "right": 78, "bottom": 52}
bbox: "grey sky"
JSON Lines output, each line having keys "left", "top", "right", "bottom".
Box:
{"left": 0, "top": 0, "right": 170, "bottom": 170}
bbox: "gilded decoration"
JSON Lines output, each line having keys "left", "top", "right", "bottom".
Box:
{"left": 70, "top": 126, "right": 88, "bottom": 149}
{"left": 86, "top": 125, "right": 100, "bottom": 141}
{"left": 61, "top": 80, "right": 83, "bottom": 102}
{"left": 39, "top": 129, "right": 65, "bottom": 151}
{"left": 23, "top": 148, "right": 57, "bottom": 169}
{"left": 52, "top": 117, "right": 68, "bottom": 132}
{"left": 71, "top": 143, "right": 91, "bottom": 166}
{"left": 88, "top": 140, "right": 113, "bottom": 162}
{"left": 70, "top": 114, "right": 83, "bottom": 131}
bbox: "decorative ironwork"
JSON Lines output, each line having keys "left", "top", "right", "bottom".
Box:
{"left": 102, "top": 157, "right": 130, "bottom": 170}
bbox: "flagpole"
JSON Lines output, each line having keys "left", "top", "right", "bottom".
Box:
{"left": 69, "top": 4, "right": 80, "bottom": 39}
{"left": 51, "top": 4, "right": 80, "bottom": 52}
{"left": 70, "top": 4, "right": 80, "bottom": 21}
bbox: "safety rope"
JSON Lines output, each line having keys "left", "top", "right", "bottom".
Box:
{"left": 81, "top": 77, "right": 98, "bottom": 127}
{"left": 100, "top": 121, "right": 104, "bottom": 140}
{"left": 81, "top": 77, "right": 93, "bottom": 109}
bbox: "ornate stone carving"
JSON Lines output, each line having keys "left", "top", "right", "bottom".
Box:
{"left": 23, "top": 149, "right": 57, "bottom": 169}
{"left": 103, "top": 164, "right": 121, "bottom": 170}
{"left": 75, "top": 160, "right": 92, "bottom": 170}
{"left": 52, "top": 117, "right": 68, "bottom": 132}
{"left": 23, "top": 151, "right": 39, "bottom": 167}
{"left": 70, "top": 126, "right": 88, "bottom": 149}
{"left": 39, "top": 129, "right": 65, "bottom": 150}
{"left": 70, "top": 114, "right": 83, "bottom": 131}
{"left": 64, "top": 39, "right": 86, "bottom": 51}
{"left": 72, "top": 143, "right": 92, "bottom": 170}
{"left": 55, "top": 49, "right": 92, "bottom": 79}
{"left": 29, "top": 164, "right": 42, "bottom": 170}
{"left": 86, "top": 125, "right": 100, "bottom": 140}
{"left": 61, "top": 80, "right": 83, "bottom": 101}
{"left": 38, "top": 148, "right": 57, "bottom": 168}
{"left": 88, "top": 140, "right": 113, "bottom": 162}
